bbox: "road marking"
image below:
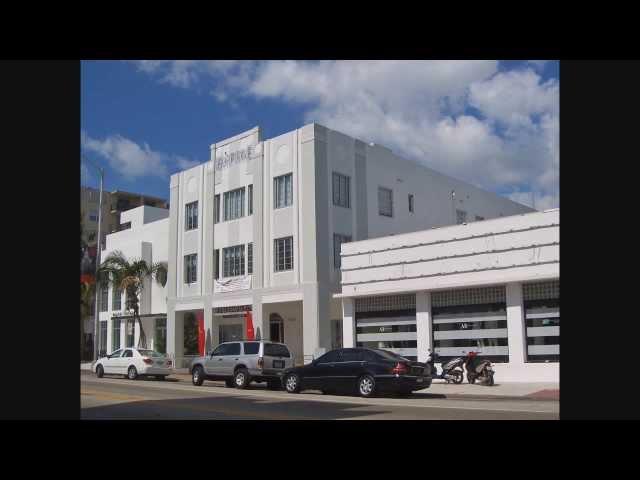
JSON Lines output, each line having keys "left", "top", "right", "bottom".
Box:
{"left": 82, "top": 377, "right": 557, "bottom": 415}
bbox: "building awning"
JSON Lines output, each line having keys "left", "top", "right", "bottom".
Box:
{"left": 111, "top": 312, "right": 167, "bottom": 319}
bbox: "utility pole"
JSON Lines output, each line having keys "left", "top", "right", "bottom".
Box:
{"left": 83, "top": 156, "right": 105, "bottom": 362}
{"left": 451, "top": 190, "right": 456, "bottom": 224}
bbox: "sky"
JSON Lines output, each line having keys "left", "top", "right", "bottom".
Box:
{"left": 81, "top": 60, "right": 559, "bottom": 210}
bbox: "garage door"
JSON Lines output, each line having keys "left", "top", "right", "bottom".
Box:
{"left": 524, "top": 280, "right": 559, "bottom": 363}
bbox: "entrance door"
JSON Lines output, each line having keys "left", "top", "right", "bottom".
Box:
{"left": 219, "top": 324, "right": 243, "bottom": 343}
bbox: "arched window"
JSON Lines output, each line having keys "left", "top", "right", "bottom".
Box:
{"left": 269, "top": 313, "right": 284, "bottom": 343}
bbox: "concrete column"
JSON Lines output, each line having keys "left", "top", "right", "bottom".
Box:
{"left": 342, "top": 297, "right": 356, "bottom": 348}
{"left": 106, "top": 317, "right": 113, "bottom": 355}
{"left": 506, "top": 282, "right": 527, "bottom": 365}
{"left": 252, "top": 298, "right": 264, "bottom": 341}
{"left": 204, "top": 299, "right": 213, "bottom": 355}
{"left": 415, "top": 291, "right": 432, "bottom": 363}
{"left": 167, "top": 304, "right": 176, "bottom": 357}
{"left": 302, "top": 284, "right": 320, "bottom": 361}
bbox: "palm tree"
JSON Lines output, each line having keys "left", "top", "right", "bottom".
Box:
{"left": 98, "top": 250, "right": 167, "bottom": 349}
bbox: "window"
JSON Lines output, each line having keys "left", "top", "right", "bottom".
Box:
{"left": 378, "top": 186, "right": 393, "bottom": 217}
{"left": 183, "top": 313, "right": 199, "bottom": 355}
{"left": 274, "top": 173, "right": 293, "bottom": 209}
{"left": 264, "top": 343, "right": 291, "bottom": 358}
{"left": 112, "top": 286, "right": 122, "bottom": 311}
{"left": 274, "top": 236, "right": 293, "bottom": 272}
{"left": 185, "top": 201, "right": 198, "bottom": 230}
{"left": 269, "top": 313, "right": 284, "bottom": 343}
{"left": 456, "top": 209, "right": 467, "bottom": 224}
{"left": 89, "top": 210, "right": 99, "bottom": 222}
{"left": 316, "top": 350, "right": 341, "bottom": 363}
{"left": 332, "top": 172, "right": 351, "bottom": 208}
{"left": 243, "top": 342, "right": 260, "bottom": 355}
{"left": 524, "top": 281, "right": 559, "bottom": 363}
{"left": 224, "top": 187, "right": 245, "bottom": 221}
{"left": 248, "top": 184, "right": 253, "bottom": 215}
{"left": 475, "top": 215, "right": 485, "bottom": 221}
{"left": 214, "top": 195, "right": 220, "bottom": 223}
{"left": 247, "top": 243, "right": 253, "bottom": 275}
{"left": 112, "top": 319, "right": 121, "bottom": 351}
{"left": 155, "top": 318, "right": 167, "bottom": 354}
{"left": 408, "top": 194, "right": 414, "bottom": 213}
{"left": 184, "top": 254, "right": 197, "bottom": 284}
{"left": 225, "top": 343, "right": 241, "bottom": 356}
{"left": 110, "top": 349, "right": 123, "bottom": 358}
{"left": 126, "top": 319, "right": 135, "bottom": 347}
{"left": 223, "top": 245, "right": 245, "bottom": 277}
{"left": 214, "top": 249, "right": 220, "bottom": 280}
{"left": 99, "top": 321, "right": 107, "bottom": 357}
{"left": 123, "top": 349, "right": 133, "bottom": 358}
{"left": 333, "top": 233, "right": 352, "bottom": 269}
{"left": 341, "top": 349, "right": 364, "bottom": 362}
{"left": 100, "top": 284, "right": 109, "bottom": 312}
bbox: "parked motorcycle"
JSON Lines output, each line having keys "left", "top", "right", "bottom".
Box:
{"left": 463, "top": 351, "right": 495, "bottom": 386}
{"left": 426, "top": 350, "right": 464, "bottom": 384}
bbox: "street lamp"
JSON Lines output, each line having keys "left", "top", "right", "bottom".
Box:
{"left": 82, "top": 155, "right": 104, "bottom": 362}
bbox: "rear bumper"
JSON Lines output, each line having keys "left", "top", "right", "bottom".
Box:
{"left": 376, "top": 375, "right": 432, "bottom": 391}
{"left": 248, "top": 368, "right": 286, "bottom": 379}
{"left": 141, "top": 366, "right": 174, "bottom": 375}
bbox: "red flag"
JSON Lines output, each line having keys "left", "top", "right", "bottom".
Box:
{"left": 196, "top": 311, "right": 205, "bottom": 356}
{"left": 245, "top": 311, "right": 254, "bottom": 340}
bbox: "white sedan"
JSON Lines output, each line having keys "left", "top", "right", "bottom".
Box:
{"left": 95, "top": 348, "right": 173, "bottom": 380}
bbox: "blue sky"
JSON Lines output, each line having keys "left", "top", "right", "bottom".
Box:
{"left": 81, "top": 60, "right": 559, "bottom": 209}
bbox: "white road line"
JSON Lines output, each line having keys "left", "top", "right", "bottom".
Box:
{"left": 81, "top": 377, "right": 557, "bottom": 415}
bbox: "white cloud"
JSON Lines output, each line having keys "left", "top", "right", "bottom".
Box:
{"left": 131, "top": 60, "right": 559, "bottom": 208}
{"left": 81, "top": 131, "right": 201, "bottom": 179}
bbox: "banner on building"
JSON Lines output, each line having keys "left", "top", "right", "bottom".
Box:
{"left": 197, "top": 310, "right": 205, "bottom": 356}
{"left": 214, "top": 275, "right": 252, "bottom": 293}
{"left": 245, "top": 311, "right": 254, "bottom": 340}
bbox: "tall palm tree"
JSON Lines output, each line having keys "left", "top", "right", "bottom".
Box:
{"left": 98, "top": 250, "right": 167, "bottom": 349}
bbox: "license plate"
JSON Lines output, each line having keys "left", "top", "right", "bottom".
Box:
{"left": 273, "top": 360, "right": 284, "bottom": 369}
{"left": 417, "top": 377, "right": 424, "bottom": 383}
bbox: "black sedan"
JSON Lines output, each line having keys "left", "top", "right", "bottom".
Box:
{"left": 282, "top": 347, "right": 432, "bottom": 397}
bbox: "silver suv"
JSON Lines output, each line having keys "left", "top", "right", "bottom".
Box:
{"left": 190, "top": 340, "right": 294, "bottom": 390}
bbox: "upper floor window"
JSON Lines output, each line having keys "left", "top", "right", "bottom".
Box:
{"left": 247, "top": 242, "right": 253, "bottom": 275}
{"left": 332, "top": 172, "right": 351, "bottom": 208}
{"left": 333, "top": 233, "right": 352, "bottom": 269}
{"left": 185, "top": 202, "right": 198, "bottom": 230}
{"left": 378, "top": 187, "right": 393, "bottom": 217}
{"left": 214, "top": 249, "right": 220, "bottom": 280}
{"left": 408, "top": 194, "right": 414, "bottom": 213}
{"left": 214, "top": 194, "right": 220, "bottom": 224}
{"left": 274, "top": 236, "right": 293, "bottom": 272}
{"left": 223, "top": 245, "right": 245, "bottom": 277}
{"left": 248, "top": 184, "right": 253, "bottom": 215}
{"left": 456, "top": 209, "right": 467, "bottom": 224}
{"left": 112, "top": 286, "right": 122, "bottom": 311}
{"left": 274, "top": 173, "right": 293, "bottom": 209}
{"left": 89, "top": 210, "right": 99, "bottom": 222}
{"left": 184, "top": 254, "right": 197, "bottom": 284}
{"left": 224, "top": 187, "right": 245, "bottom": 221}
{"left": 99, "top": 283, "right": 109, "bottom": 312}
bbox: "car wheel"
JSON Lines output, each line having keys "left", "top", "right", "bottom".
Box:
{"left": 224, "top": 378, "right": 235, "bottom": 388}
{"left": 453, "top": 369, "right": 464, "bottom": 384}
{"left": 156, "top": 375, "right": 166, "bottom": 381}
{"left": 127, "top": 366, "right": 138, "bottom": 380}
{"left": 357, "top": 375, "right": 376, "bottom": 398}
{"left": 96, "top": 365, "right": 104, "bottom": 378}
{"left": 468, "top": 374, "right": 476, "bottom": 384}
{"left": 284, "top": 373, "right": 301, "bottom": 393}
{"left": 267, "top": 380, "right": 282, "bottom": 390}
{"left": 233, "top": 368, "right": 250, "bottom": 389}
{"left": 192, "top": 366, "right": 204, "bottom": 386}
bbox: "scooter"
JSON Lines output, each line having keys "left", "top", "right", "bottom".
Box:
{"left": 426, "top": 350, "right": 464, "bottom": 384}
{"left": 464, "top": 351, "right": 495, "bottom": 386}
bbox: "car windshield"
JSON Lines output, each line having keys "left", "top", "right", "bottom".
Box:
{"left": 373, "top": 349, "right": 409, "bottom": 361}
{"left": 137, "top": 349, "right": 163, "bottom": 358}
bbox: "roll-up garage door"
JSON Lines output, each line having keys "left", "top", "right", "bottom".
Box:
{"left": 432, "top": 286, "right": 509, "bottom": 363}
{"left": 355, "top": 294, "right": 417, "bottom": 360}
{"left": 524, "top": 280, "right": 559, "bottom": 363}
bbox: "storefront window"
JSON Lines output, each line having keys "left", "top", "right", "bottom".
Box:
{"left": 112, "top": 319, "right": 121, "bottom": 352}
{"left": 99, "top": 321, "right": 108, "bottom": 357}
{"left": 269, "top": 313, "right": 284, "bottom": 343}
{"left": 524, "top": 281, "right": 559, "bottom": 363}
{"left": 184, "top": 313, "right": 199, "bottom": 356}
{"left": 155, "top": 318, "right": 167, "bottom": 354}
{"left": 126, "top": 318, "right": 135, "bottom": 347}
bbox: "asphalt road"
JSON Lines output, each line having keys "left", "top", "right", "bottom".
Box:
{"left": 81, "top": 372, "right": 559, "bottom": 420}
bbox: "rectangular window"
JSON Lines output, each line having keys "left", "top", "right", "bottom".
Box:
{"left": 214, "top": 194, "right": 220, "bottom": 223}
{"left": 126, "top": 318, "right": 135, "bottom": 347}
{"left": 274, "top": 236, "right": 293, "bottom": 272}
{"left": 524, "top": 281, "right": 559, "bottom": 363}
{"left": 333, "top": 233, "right": 352, "bottom": 269}
{"left": 248, "top": 184, "right": 253, "bottom": 215}
{"left": 112, "top": 286, "right": 122, "bottom": 311}
{"left": 155, "top": 318, "right": 167, "bottom": 354}
{"left": 456, "top": 209, "right": 467, "bottom": 224}
{"left": 89, "top": 210, "right": 99, "bottom": 222}
{"left": 223, "top": 244, "right": 245, "bottom": 277}
{"left": 378, "top": 187, "right": 393, "bottom": 217}
{"left": 100, "top": 284, "right": 109, "bottom": 312}
{"left": 100, "top": 321, "right": 108, "bottom": 357}
{"left": 408, "top": 194, "right": 414, "bottom": 213}
{"left": 214, "top": 249, "right": 220, "bottom": 280}
{"left": 247, "top": 242, "right": 253, "bottom": 275}
{"left": 273, "top": 173, "right": 293, "bottom": 209}
{"left": 332, "top": 172, "right": 351, "bottom": 208}
{"left": 475, "top": 215, "right": 485, "bottom": 221}
{"left": 184, "top": 254, "right": 197, "bottom": 284}
{"left": 224, "top": 187, "right": 245, "bottom": 221}
{"left": 112, "top": 319, "right": 121, "bottom": 351}
{"left": 185, "top": 201, "right": 198, "bottom": 230}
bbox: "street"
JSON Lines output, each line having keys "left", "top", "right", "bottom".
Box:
{"left": 81, "top": 372, "right": 559, "bottom": 420}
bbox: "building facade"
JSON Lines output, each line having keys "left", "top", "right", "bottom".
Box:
{"left": 165, "top": 123, "right": 534, "bottom": 368}
{"left": 339, "top": 208, "right": 560, "bottom": 382}
{"left": 97, "top": 206, "right": 169, "bottom": 357}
